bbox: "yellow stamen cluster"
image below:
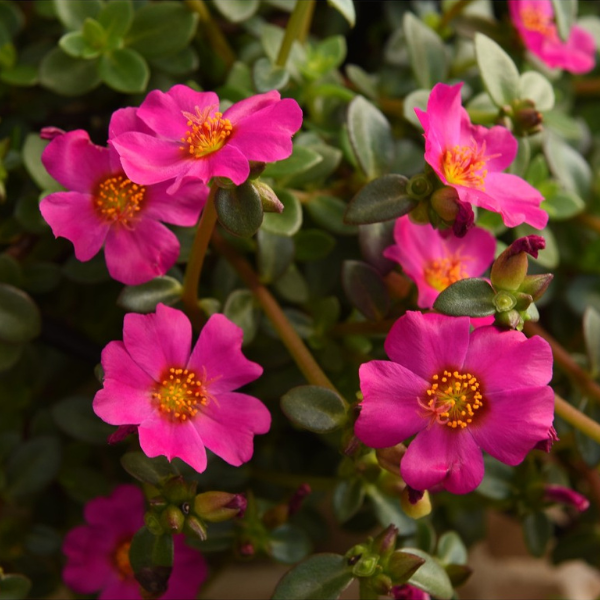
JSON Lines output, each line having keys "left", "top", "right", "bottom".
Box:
{"left": 424, "top": 255, "right": 468, "bottom": 292}
{"left": 95, "top": 175, "right": 145, "bottom": 225}
{"left": 113, "top": 539, "right": 133, "bottom": 579}
{"left": 520, "top": 7, "right": 554, "bottom": 35}
{"left": 180, "top": 105, "right": 233, "bottom": 158}
{"left": 442, "top": 144, "right": 488, "bottom": 190}
{"left": 152, "top": 367, "right": 208, "bottom": 423}
{"left": 420, "top": 369, "right": 483, "bottom": 429}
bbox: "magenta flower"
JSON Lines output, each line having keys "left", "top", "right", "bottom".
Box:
{"left": 415, "top": 83, "right": 547, "bottom": 230}
{"left": 391, "top": 584, "right": 431, "bottom": 600}
{"left": 383, "top": 217, "right": 496, "bottom": 309}
{"left": 509, "top": 0, "right": 596, "bottom": 74}
{"left": 110, "top": 85, "right": 303, "bottom": 192}
{"left": 93, "top": 304, "right": 270, "bottom": 472}
{"left": 63, "top": 485, "right": 207, "bottom": 599}
{"left": 40, "top": 125, "right": 207, "bottom": 285}
{"left": 354, "top": 312, "right": 554, "bottom": 494}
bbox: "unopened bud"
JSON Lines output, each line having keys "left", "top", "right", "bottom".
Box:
{"left": 430, "top": 187, "right": 460, "bottom": 221}
{"left": 253, "top": 180, "right": 284, "bottom": 213}
{"left": 107, "top": 424, "right": 137, "bottom": 445}
{"left": 238, "top": 541, "right": 255, "bottom": 557}
{"left": 371, "top": 573, "right": 393, "bottom": 595}
{"left": 408, "top": 201, "right": 430, "bottom": 225}
{"left": 491, "top": 235, "right": 545, "bottom": 291}
{"left": 400, "top": 488, "right": 431, "bottom": 519}
{"left": 160, "top": 505, "right": 185, "bottom": 534}
{"left": 514, "top": 100, "right": 543, "bottom": 135}
{"left": 452, "top": 200, "right": 474, "bottom": 238}
{"left": 40, "top": 127, "right": 65, "bottom": 141}
{"left": 184, "top": 515, "right": 207, "bottom": 541}
{"left": 376, "top": 444, "right": 407, "bottom": 475}
{"left": 162, "top": 476, "right": 197, "bottom": 505}
{"left": 519, "top": 273, "right": 553, "bottom": 301}
{"left": 288, "top": 484, "right": 311, "bottom": 516}
{"left": 372, "top": 525, "right": 398, "bottom": 556}
{"left": 495, "top": 308, "right": 523, "bottom": 330}
{"left": 544, "top": 484, "right": 590, "bottom": 512}
{"left": 387, "top": 551, "right": 426, "bottom": 584}
{"left": 194, "top": 491, "right": 247, "bottom": 523}
{"left": 249, "top": 161, "right": 267, "bottom": 179}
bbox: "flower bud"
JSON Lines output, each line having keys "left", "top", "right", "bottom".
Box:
{"left": 400, "top": 488, "right": 431, "bottom": 519}
{"left": 376, "top": 444, "right": 406, "bottom": 474}
{"left": 519, "top": 273, "right": 553, "bottom": 301}
{"left": 160, "top": 505, "right": 185, "bottom": 534}
{"left": 183, "top": 515, "right": 207, "bottom": 541}
{"left": 194, "top": 491, "right": 247, "bottom": 523}
{"left": 452, "top": 200, "right": 474, "bottom": 238}
{"left": 407, "top": 174, "right": 434, "bottom": 200}
{"left": 372, "top": 525, "right": 398, "bottom": 557}
{"left": 288, "top": 484, "right": 311, "bottom": 516}
{"left": 513, "top": 100, "right": 543, "bottom": 135}
{"left": 248, "top": 161, "right": 267, "bottom": 179}
{"left": 430, "top": 187, "right": 460, "bottom": 222}
{"left": 387, "top": 551, "right": 426, "bottom": 584}
{"left": 162, "top": 476, "right": 197, "bottom": 505}
{"left": 544, "top": 484, "right": 590, "bottom": 512}
{"left": 238, "top": 541, "right": 255, "bottom": 558}
{"left": 253, "top": 181, "right": 284, "bottom": 213}
{"left": 491, "top": 235, "right": 545, "bottom": 291}
{"left": 371, "top": 573, "right": 393, "bottom": 595}
{"left": 408, "top": 201, "right": 430, "bottom": 225}
{"left": 495, "top": 308, "right": 523, "bottom": 330}
{"left": 107, "top": 424, "right": 137, "bottom": 445}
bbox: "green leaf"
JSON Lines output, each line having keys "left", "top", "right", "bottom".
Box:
{"left": 342, "top": 260, "right": 390, "bottom": 321}
{"left": 403, "top": 12, "right": 447, "bottom": 89}
{"left": 433, "top": 278, "right": 497, "bottom": 317}
{"left": 40, "top": 47, "right": 101, "bottom": 96}
{"left": 21, "top": 134, "right": 61, "bottom": 192}
{"left": 269, "top": 524, "right": 313, "bottom": 564}
{"left": 476, "top": 456, "right": 514, "bottom": 500}
{"left": 120, "top": 451, "right": 179, "bottom": 486}
{"left": 21, "top": 262, "right": 59, "bottom": 294}
{"left": 405, "top": 548, "right": 453, "bottom": 600}
{"left": 306, "top": 195, "right": 358, "bottom": 236}
{"left": 99, "top": 48, "right": 149, "bottom": 93}
{"left": 54, "top": 0, "right": 103, "bottom": 30}
{"left": 52, "top": 395, "right": 114, "bottom": 444}
{"left": 215, "top": 183, "right": 264, "bottom": 238}
{"left": 150, "top": 46, "right": 199, "bottom": 75}
{"left": 366, "top": 487, "right": 416, "bottom": 534}
{"left": 0, "top": 339, "right": 24, "bottom": 372}
{"left": 294, "top": 229, "right": 335, "bottom": 262}
{"left": 272, "top": 553, "right": 354, "bottom": 600}
{"left": 541, "top": 189, "right": 585, "bottom": 220}
{"left": 475, "top": 33, "right": 520, "bottom": 108}
{"left": 358, "top": 221, "right": 395, "bottom": 274}
{"left": 126, "top": 2, "right": 199, "bottom": 60}
{"left": 59, "top": 31, "right": 101, "bottom": 59}
{"left": 326, "top": 0, "right": 355, "bottom": 27}
{"left": 544, "top": 135, "right": 591, "bottom": 199}
{"left": 213, "top": 0, "right": 260, "bottom": 22}
{"left": 333, "top": 479, "right": 365, "bottom": 523}
{"left": 519, "top": 71, "right": 555, "bottom": 111}
{"left": 6, "top": 436, "right": 61, "bottom": 498}
{"left": 273, "top": 264, "right": 310, "bottom": 304}
{"left": 552, "top": 0, "right": 576, "bottom": 41}
{"left": 224, "top": 289, "right": 260, "bottom": 345}
{"left": 302, "top": 36, "right": 347, "bottom": 80}
{"left": 522, "top": 511, "right": 552, "bottom": 557}
{"left": 253, "top": 57, "right": 290, "bottom": 93}
{"left": 263, "top": 146, "right": 323, "bottom": 179}
{"left": 82, "top": 17, "right": 106, "bottom": 48}
{"left": 0, "top": 574, "right": 32, "bottom": 600}
{"left": 257, "top": 230, "right": 294, "bottom": 284}
{"left": 0, "top": 1, "right": 25, "bottom": 37}
{"left": 347, "top": 95, "right": 394, "bottom": 179}
{"left": 281, "top": 385, "right": 347, "bottom": 433}
{"left": 437, "top": 532, "right": 468, "bottom": 566}
{"left": 262, "top": 189, "right": 303, "bottom": 237}
{"left": 344, "top": 174, "right": 415, "bottom": 225}
{"left": 97, "top": 0, "right": 134, "bottom": 46}
{"left": 387, "top": 551, "right": 426, "bottom": 585}
{"left": 345, "top": 64, "right": 378, "bottom": 100}
{"left": 0, "top": 64, "right": 38, "bottom": 86}
{"left": 118, "top": 276, "right": 183, "bottom": 313}
{"left": 129, "top": 527, "right": 173, "bottom": 596}
{"left": 0, "top": 283, "right": 41, "bottom": 344}
{"left": 584, "top": 306, "right": 600, "bottom": 378}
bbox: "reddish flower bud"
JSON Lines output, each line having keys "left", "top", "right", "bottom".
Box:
{"left": 107, "top": 424, "right": 138, "bottom": 445}
{"left": 376, "top": 444, "right": 407, "bottom": 475}
{"left": 430, "top": 186, "right": 460, "bottom": 222}
{"left": 288, "top": 484, "right": 311, "bottom": 516}
{"left": 491, "top": 235, "right": 545, "bottom": 291}
{"left": 40, "top": 127, "right": 65, "bottom": 141}
{"left": 194, "top": 491, "right": 247, "bottom": 523}
{"left": 253, "top": 180, "right": 284, "bottom": 213}
{"left": 160, "top": 505, "right": 185, "bottom": 534}
{"left": 544, "top": 484, "right": 590, "bottom": 512}
{"left": 519, "top": 274, "right": 554, "bottom": 302}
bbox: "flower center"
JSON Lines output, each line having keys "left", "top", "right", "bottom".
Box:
{"left": 424, "top": 255, "right": 468, "bottom": 292}
{"left": 520, "top": 6, "right": 555, "bottom": 36}
{"left": 95, "top": 175, "right": 146, "bottom": 225}
{"left": 418, "top": 369, "right": 484, "bottom": 429}
{"left": 112, "top": 539, "right": 133, "bottom": 580}
{"left": 152, "top": 367, "right": 211, "bottom": 423}
{"left": 180, "top": 105, "right": 233, "bottom": 158}
{"left": 442, "top": 143, "right": 489, "bottom": 190}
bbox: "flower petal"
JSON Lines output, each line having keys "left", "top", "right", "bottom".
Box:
{"left": 223, "top": 90, "right": 281, "bottom": 122}
{"left": 143, "top": 180, "right": 207, "bottom": 226}
{"left": 193, "top": 391, "right": 271, "bottom": 466}
{"left": 40, "top": 192, "right": 109, "bottom": 261}
{"left": 444, "top": 225, "right": 497, "bottom": 277}
{"left": 385, "top": 312, "right": 471, "bottom": 380}
{"left": 465, "top": 124, "right": 517, "bottom": 173}
{"left": 401, "top": 425, "right": 484, "bottom": 494}
{"left": 355, "top": 360, "right": 428, "bottom": 447}
{"left": 163, "top": 536, "right": 208, "bottom": 600}
{"left": 99, "top": 578, "right": 140, "bottom": 600}
{"left": 187, "top": 314, "right": 263, "bottom": 394}
{"left": 123, "top": 304, "right": 192, "bottom": 381}
{"left": 470, "top": 385, "right": 555, "bottom": 465}
{"left": 177, "top": 143, "right": 250, "bottom": 186}
{"left": 84, "top": 484, "right": 145, "bottom": 532}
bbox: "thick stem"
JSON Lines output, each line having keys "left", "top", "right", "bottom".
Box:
{"left": 211, "top": 230, "right": 338, "bottom": 392}
{"left": 577, "top": 213, "right": 600, "bottom": 236}
{"left": 438, "top": 0, "right": 476, "bottom": 31}
{"left": 276, "top": 0, "right": 316, "bottom": 68}
{"left": 182, "top": 188, "right": 218, "bottom": 330}
{"left": 555, "top": 394, "right": 600, "bottom": 445}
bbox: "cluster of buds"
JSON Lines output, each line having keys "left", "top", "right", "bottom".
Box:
{"left": 499, "top": 98, "right": 544, "bottom": 137}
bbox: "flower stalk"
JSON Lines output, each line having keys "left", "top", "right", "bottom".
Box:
{"left": 276, "top": 0, "right": 316, "bottom": 68}
{"left": 555, "top": 394, "right": 600, "bottom": 445}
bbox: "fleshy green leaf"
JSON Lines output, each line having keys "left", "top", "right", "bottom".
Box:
{"left": 344, "top": 174, "right": 415, "bottom": 224}
{"left": 99, "top": 48, "right": 149, "bottom": 93}
{"left": 541, "top": 189, "right": 585, "bottom": 220}
{"left": 118, "top": 276, "right": 183, "bottom": 314}
{"left": 0, "top": 283, "right": 41, "bottom": 344}
{"left": 224, "top": 289, "right": 260, "bottom": 345}
{"left": 22, "top": 133, "right": 62, "bottom": 192}
{"left": 52, "top": 396, "right": 115, "bottom": 444}
{"left": 333, "top": 479, "right": 365, "bottom": 523}
{"left": 215, "top": 182, "right": 264, "bottom": 238}
{"left": 405, "top": 548, "right": 453, "bottom": 600}
{"left": 342, "top": 260, "right": 390, "bottom": 321}
{"left": 54, "top": 0, "right": 102, "bottom": 30}
{"left": 326, "top": 0, "right": 355, "bottom": 27}
{"left": 129, "top": 527, "right": 173, "bottom": 596}
{"left": 0, "top": 574, "right": 32, "bottom": 600}
{"left": 97, "top": 0, "right": 134, "bottom": 47}
{"left": 0, "top": 339, "right": 24, "bottom": 372}
{"left": 433, "top": 278, "right": 496, "bottom": 317}
{"left": 263, "top": 146, "right": 323, "bottom": 179}
{"left": 120, "top": 451, "right": 179, "bottom": 486}
{"left": 437, "top": 532, "right": 468, "bottom": 566}
{"left": 262, "top": 189, "right": 303, "bottom": 237}
{"left": 59, "top": 31, "right": 101, "bottom": 59}
{"left": 272, "top": 553, "right": 354, "bottom": 600}
{"left": 544, "top": 135, "right": 591, "bottom": 199}
{"left": 281, "top": 385, "right": 347, "bottom": 433}
{"left": 552, "top": 0, "right": 576, "bottom": 42}
{"left": 257, "top": 230, "right": 295, "bottom": 283}
{"left": 269, "top": 524, "right": 313, "bottom": 564}
{"left": 306, "top": 195, "right": 358, "bottom": 236}
{"left": 294, "top": 229, "right": 335, "bottom": 262}
{"left": 522, "top": 511, "right": 552, "bottom": 557}
{"left": 253, "top": 57, "right": 290, "bottom": 93}
{"left": 519, "top": 71, "right": 555, "bottom": 111}
{"left": 39, "top": 48, "right": 101, "bottom": 96}
{"left": 213, "top": 0, "right": 260, "bottom": 23}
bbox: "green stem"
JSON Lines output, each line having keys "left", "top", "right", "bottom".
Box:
{"left": 211, "top": 230, "right": 338, "bottom": 392}
{"left": 437, "top": 0, "right": 475, "bottom": 31}
{"left": 555, "top": 394, "right": 600, "bottom": 445}
{"left": 276, "top": 0, "right": 316, "bottom": 68}
{"left": 182, "top": 187, "right": 218, "bottom": 330}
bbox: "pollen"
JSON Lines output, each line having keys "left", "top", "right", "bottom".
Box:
{"left": 94, "top": 175, "right": 146, "bottom": 226}
{"left": 152, "top": 367, "right": 211, "bottom": 424}
{"left": 180, "top": 104, "right": 233, "bottom": 158}
{"left": 112, "top": 538, "right": 133, "bottom": 579}
{"left": 417, "top": 369, "right": 484, "bottom": 430}
{"left": 424, "top": 255, "right": 468, "bottom": 292}
{"left": 442, "top": 142, "right": 490, "bottom": 190}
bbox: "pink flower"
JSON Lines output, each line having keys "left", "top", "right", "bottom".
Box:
{"left": 62, "top": 484, "right": 207, "bottom": 599}
{"left": 93, "top": 304, "right": 270, "bottom": 472}
{"left": 383, "top": 217, "right": 496, "bottom": 309}
{"left": 110, "top": 85, "right": 303, "bottom": 193}
{"left": 40, "top": 125, "right": 207, "bottom": 285}
{"left": 354, "top": 312, "right": 554, "bottom": 494}
{"left": 415, "top": 83, "right": 547, "bottom": 230}
{"left": 391, "top": 584, "right": 431, "bottom": 600}
{"left": 509, "top": 0, "right": 596, "bottom": 74}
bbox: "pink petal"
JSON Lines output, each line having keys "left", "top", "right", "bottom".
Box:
{"left": 40, "top": 192, "right": 109, "bottom": 261}
{"left": 464, "top": 327, "right": 553, "bottom": 393}
{"left": 465, "top": 124, "right": 517, "bottom": 173}
{"left": 42, "top": 129, "right": 111, "bottom": 192}
{"left": 123, "top": 304, "right": 192, "bottom": 381}
{"left": 93, "top": 342, "right": 156, "bottom": 426}
{"left": 163, "top": 536, "right": 208, "bottom": 600}
{"left": 385, "top": 312, "right": 471, "bottom": 381}
{"left": 444, "top": 226, "right": 497, "bottom": 277}
{"left": 193, "top": 391, "right": 271, "bottom": 466}
{"left": 187, "top": 314, "right": 263, "bottom": 394}
{"left": 354, "top": 360, "right": 428, "bottom": 447}
{"left": 401, "top": 425, "right": 484, "bottom": 494}
{"left": 177, "top": 143, "right": 250, "bottom": 186}
{"left": 223, "top": 90, "right": 281, "bottom": 122}
{"left": 470, "top": 385, "right": 555, "bottom": 465}
{"left": 138, "top": 416, "right": 207, "bottom": 473}
{"left": 99, "top": 578, "right": 140, "bottom": 600}
{"left": 143, "top": 180, "right": 207, "bottom": 226}
{"left": 422, "top": 83, "right": 463, "bottom": 155}
{"left": 103, "top": 219, "right": 180, "bottom": 285}
{"left": 84, "top": 484, "right": 145, "bottom": 532}
{"left": 109, "top": 107, "right": 152, "bottom": 139}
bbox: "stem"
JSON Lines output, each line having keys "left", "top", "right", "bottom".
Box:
{"left": 555, "top": 394, "right": 600, "bottom": 445}
{"left": 185, "top": 0, "right": 236, "bottom": 69}
{"left": 577, "top": 213, "right": 600, "bottom": 236}
{"left": 182, "top": 187, "right": 218, "bottom": 330}
{"left": 524, "top": 321, "right": 600, "bottom": 404}
{"left": 437, "top": 0, "right": 476, "bottom": 31}
{"left": 211, "top": 230, "right": 338, "bottom": 392}
{"left": 276, "top": 0, "right": 316, "bottom": 68}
